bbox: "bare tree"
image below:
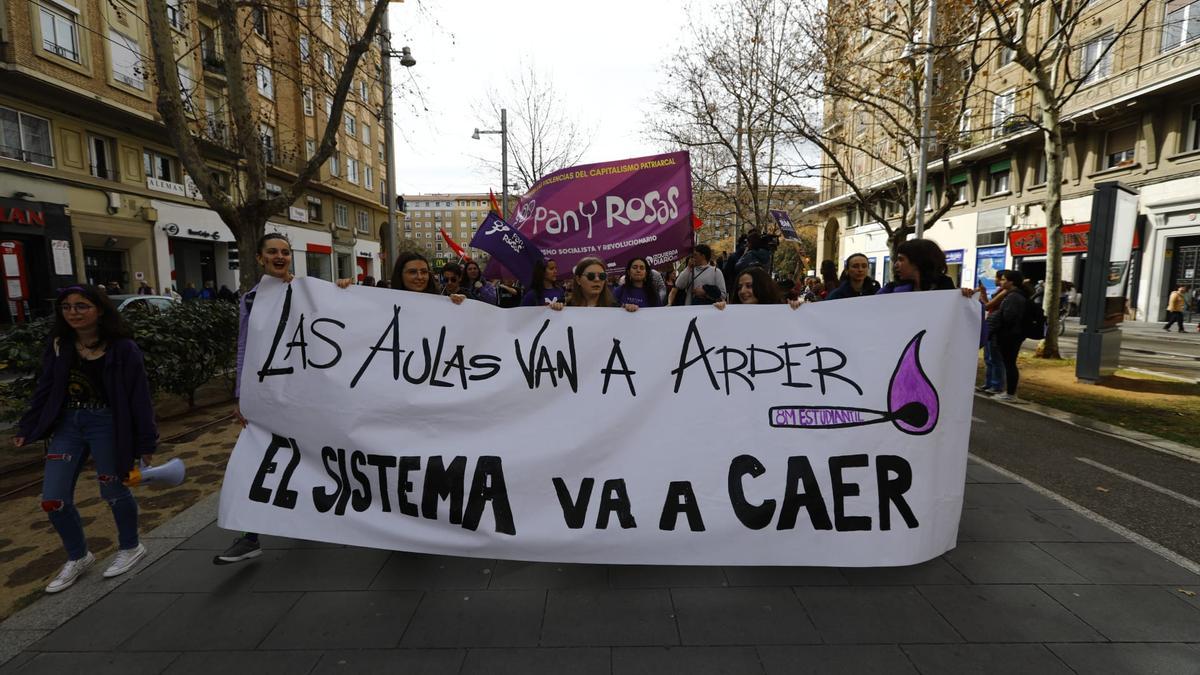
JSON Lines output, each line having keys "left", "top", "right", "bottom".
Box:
{"left": 974, "top": 0, "right": 1154, "bottom": 358}
{"left": 144, "top": 0, "right": 390, "bottom": 290}
{"left": 478, "top": 64, "right": 592, "bottom": 192}
{"left": 649, "top": 0, "right": 806, "bottom": 240}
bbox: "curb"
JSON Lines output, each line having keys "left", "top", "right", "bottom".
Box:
{"left": 975, "top": 392, "right": 1200, "bottom": 463}
{"left": 0, "top": 491, "right": 221, "bottom": 667}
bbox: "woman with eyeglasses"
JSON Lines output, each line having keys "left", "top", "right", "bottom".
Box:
{"left": 521, "top": 258, "right": 565, "bottom": 306}
{"left": 389, "top": 252, "right": 465, "bottom": 305}
{"left": 614, "top": 257, "right": 660, "bottom": 312}
{"left": 548, "top": 256, "right": 618, "bottom": 309}
{"left": 14, "top": 285, "right": 156, "bottom": 593}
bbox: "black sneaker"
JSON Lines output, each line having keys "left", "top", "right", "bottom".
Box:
{"left": 213, "top": 536, "right": 262, "bottom": 565}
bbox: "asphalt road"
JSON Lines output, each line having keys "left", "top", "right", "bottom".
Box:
{"left": 1028, "top": 319, "right": 1200, "bottom": 381}
{"left": 970, "top": 395, "right": 1200, "bottom": 566}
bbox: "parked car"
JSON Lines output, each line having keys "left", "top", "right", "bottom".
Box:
{"left": 108, "top": 294, "right": 178, "bottom": 314}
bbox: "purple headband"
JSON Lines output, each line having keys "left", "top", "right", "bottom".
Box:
{"left": 55, "top": 285, "right": 88, "bottom": 299}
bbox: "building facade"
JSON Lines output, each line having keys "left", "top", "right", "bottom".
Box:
{"left": 0, "top": 0, "right": 390, "bottom": 322}
{"left": 400, "top": 193, "right": 496, "bottom": 267}
{"left": 809, "top": 0, "right": 1200, "bottom": 319}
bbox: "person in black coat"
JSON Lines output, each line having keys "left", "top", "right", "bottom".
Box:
{"left": 987, "top": 269, "right": 1030, "bottom": 401}
{"left": 826, "top": 253, "right": 881, "bottom": 300}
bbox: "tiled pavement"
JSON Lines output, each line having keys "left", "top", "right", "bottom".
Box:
{"left": 2, "top": 459, "right": 1199, "bottom": 674}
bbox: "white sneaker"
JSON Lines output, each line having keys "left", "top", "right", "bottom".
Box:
{"left": 994, "top": 393, "right": 1016, "bottom": 401}
{"left": 103, "top": 543, "right": 147, "bottom": 578}
{"left": 45, "top": 552, "right": 95, "bottom": 593}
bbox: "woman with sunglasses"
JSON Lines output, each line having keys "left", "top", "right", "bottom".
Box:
{"left": 614, "top": 257, "right": 660, "bottom": 312}
{"left": 15, "top": 285, "right": 156, "bottom": 592}
{"left": 549, "top": 257, "right": 618, "bottom": 309}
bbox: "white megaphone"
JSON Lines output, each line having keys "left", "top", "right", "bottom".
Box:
{"left": 124, "top": 458, "right": 186, "bottom": 487}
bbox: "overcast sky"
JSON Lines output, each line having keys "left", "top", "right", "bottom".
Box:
{"left": 387, "top": 0, "right": 692, "bottom": 197}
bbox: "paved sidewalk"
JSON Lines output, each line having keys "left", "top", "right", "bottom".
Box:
{"left": 2, "top": 459, "right": 1199, "bottom": 675}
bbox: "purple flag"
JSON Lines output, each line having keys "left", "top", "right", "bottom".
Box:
{"left": 770, "top": 210, "right": 800, "bottom": 241}
{"left": 486, "top": 151, "right": 694, "bottom": 280}
{"left": 469, "top": 213, "right": 545, "bottom": 286}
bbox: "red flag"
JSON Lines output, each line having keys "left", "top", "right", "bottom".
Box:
{"left": 692, "top": 213, "right": 704, "bottom": 230}
{"left": 439, "top": 228, "right": 468, "bottom": 260}
{"left": 488, "top": 189, "right": 503, "bottom": 217}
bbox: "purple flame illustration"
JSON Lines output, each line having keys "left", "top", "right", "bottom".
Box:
{"left": 886, "top": 331, "right": 939, "bottom": 435}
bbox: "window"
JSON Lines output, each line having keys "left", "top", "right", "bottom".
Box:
{"left": 359, "top": 80, "right": 369, "bottom": 101}
{"left": 1163, "top": 0, "right": 1200, "bottom": 51}
{"left": 252, "top": 6, "right": 267, "bottom": 37}
{"left": 329, "top": 150, "right": 340, "bottom": 177}
{"left": 361, "top": 124, "right": 370, "bottom": 145}
{"left": 1080, "top": 33, "right": 1114, "bottom": 85}
{"left": 259, "top": 123, "right": 275, "bottom": 164}
{"left": 204, "top": 92, "right": 224, "bottom": 140}
{"left": 959, "top": 108, "right": 972, "bottom": 142}
{"left": 1104, "top": 125, "right": 1137, "bottom": 168}
{"left": 166, "top": 0, "right": 183, "bottom": 29}
{"left": 308, "top": 198, "right": 323, "bottom": 221}
{"left": 88, "top": 134, "right": 114, "bottom": 179}
{"left": 39, "top": 3, "right": 80, "bottom": 62}
{"left": 109, "top": 27, "right": 144, "bottom": 90}
{"left": 0, "top": 106, "right": 54, "bottom": 166}
{"left": 338, "top": 20, "right": 350, "bottom": 44}
{"left": 323, "top": 96, "right": 332, "bottom": 117}
{"left": 1033, "top": 153, "right": 1047, "bottom": 185}
{"left": 323, "top": 50, "right": 335, "bottom": 76}
{"left": 992, "top": 90, "right": 1014, "bottom": 136}
{"left": 178, "top": 63, "right": 196, "bottom": 111}
{"left": 345, "top": 115, "right": 356, "bottom": 137}
{"left": 303, "top": 87, "right": 314, "bottom": 116}
{"left": 320, "top": 0, "right": 332, "bottom": 25}
{"left": 1188, "top": 103, "right": 1200, "bottom": 152}
{"left": 987, "top": 160, "right": 1011, "bottom": 195}
{"left": 143, "top": 150, "right": 175, "bottom": 182}
{"left": 347, "top": 156, "right": 360, "bottom": 184}
{"left": 999, "top": 46, "right": 1015, "bottom": 67}
{"left": 255, "top": 65, "right": 274, "bottom": 99}
{"left": 299, "top": 34, "right": 310, "bottom": 62}
{"left": 950, "top": 172, "right": 969, "bottom": 204}
{"left": 305, "top": 139, "right": 315, "bottom": 160}
{"left": 334, "top": 203, "right": 349, "bottom": 229}
{"left": 356, "top": 209, "right": 370, "bottom": 233}
{"left": 364, "top": 165, "right": 373, "bottom": 190}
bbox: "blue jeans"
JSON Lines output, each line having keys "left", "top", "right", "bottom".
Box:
{"left": 42, "top": 409, "right": 139, "bottom": 560}
{"left": 983, "top": 340, "right": 1005, "bottom": 391}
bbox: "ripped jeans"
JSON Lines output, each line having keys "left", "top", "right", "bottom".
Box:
{"left": 42, "top": 409, "right": 139, "bottom": 560}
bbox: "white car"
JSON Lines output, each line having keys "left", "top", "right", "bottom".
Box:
{"left": 108, "top": 294, "right": 179, "bottom": 313}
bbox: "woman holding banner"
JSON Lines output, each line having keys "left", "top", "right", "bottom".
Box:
{"left": 878, "top": 239, "right": 957, "bottom": 294}
{"left": 15, "top": 284, "right": 157, "bottom": 592}
{"left": 390, "top": 252, "right": 464, "bottom": 305}
{"left": 520, "top": 258, "right": 565, "bottom": 306}
{"left": 217, "top": 233, "right": 358, "bottom": 565}
{"left": 614, "top": 257, "right": 660, "bottom": 311}
{"left": 550, "top": 257, "right": 619, "bottom": 309}
{"left": 715, "top": 267, "right": 784, "bottom": 308}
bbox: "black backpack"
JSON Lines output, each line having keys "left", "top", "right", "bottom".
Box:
{"left": 1023, "top": 296, "right": 1047, "bottom": 340}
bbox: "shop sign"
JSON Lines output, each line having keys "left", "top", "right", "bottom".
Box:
{"left": 0, "top": 206, "right": 45, "bottom": 227}
{"left": 147, "top": 175, "right": 203, "bottom": 200}
{"left": 1009, "top": 223, "right": 1091, "bottom": 256}
{"left": 289, "top": 207, "right": 309, "bottom": 223}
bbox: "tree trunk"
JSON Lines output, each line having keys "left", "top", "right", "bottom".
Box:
{"left": 1037, "top": 102, "right": 1064, "bottom": 359}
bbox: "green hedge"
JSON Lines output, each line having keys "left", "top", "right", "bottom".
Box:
{"left": 0, "top": 300, "right": 239, "bottom": 420}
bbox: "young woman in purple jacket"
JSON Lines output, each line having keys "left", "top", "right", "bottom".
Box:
{"left": 15, "top": 284, "right": 157, "bottom": 593}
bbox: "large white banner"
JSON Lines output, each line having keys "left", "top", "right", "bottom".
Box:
{"left": 219, "top": 277, "right": 981, "bottom": 566}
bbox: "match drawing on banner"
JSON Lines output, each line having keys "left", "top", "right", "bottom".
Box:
{"left": 220, "top": 277, "right": 982, "bottom": 567}
{"left": 769, "top": 331, "right": 939, "bottom": 435}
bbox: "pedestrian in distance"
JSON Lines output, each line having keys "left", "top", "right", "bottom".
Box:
{"left": 826, "top": 253, "right": 881, "bottom": 300}
{"left": 987, "top": 269, "right": 1030, "bottom": 401}
{"left": 614, "top": 257, "right": 659, "bottom": 311}
{"left": 15, "top": 284, "right": 157, "bottom": 592}
{"left": 520, "top": 258, "right": 565, "bottom": 306}
{"left": 977, "top": 273, "right": 1009, "bottom": 394}
{"left": 1164, "top": 285, "right": 1187, "bottom": 333}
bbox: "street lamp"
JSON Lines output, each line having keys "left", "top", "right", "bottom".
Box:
{"left": 380, "top": 21, "right": 415, "bottom": 279}
{"left": 472, "top": 108, "right": 508, "bottom": 219}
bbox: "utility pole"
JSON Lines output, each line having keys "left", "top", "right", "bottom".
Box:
{"left": 380, "top": 17, "right": 415, "bottom": 280}
{"left": 501, "top": 108, "right": 508, "bottom": 219}
{"left": 912, "top": 0, "right": 937, "bottom": 239}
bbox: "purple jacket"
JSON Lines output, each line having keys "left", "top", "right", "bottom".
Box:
{"left": 18, "top": 337, "right": 158, "bottom": 479}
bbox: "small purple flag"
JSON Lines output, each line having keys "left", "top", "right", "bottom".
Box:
{"left": 469, "top": 213, "right": 545, "bottom": 286}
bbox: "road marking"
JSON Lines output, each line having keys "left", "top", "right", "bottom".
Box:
{"left": 970, "top": 455, "right": 1200, "bottom": 576}
{"left": 1075, "top": 457, "right": 1200, "bottom": 510}
{"left": 971, "top": 416, "right": 986, "bottom": 424}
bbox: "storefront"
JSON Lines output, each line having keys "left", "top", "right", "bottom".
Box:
{"left": 151, "top": 200, "right": 239, "bottom": 295}
{"left": 1008, "top": 223, "right": 1091, "bottom": 288}
{"left": 1140, "top": 191, "right": 1200, "bottom": 322}
{"left": 0, "top": 197, "right": 75, "bottom": 323}
{"left": 265, "top": 222, "right": 334, "bottom": 280}
{"left": 355, "top": 240, "right": 381, "bottom": 282}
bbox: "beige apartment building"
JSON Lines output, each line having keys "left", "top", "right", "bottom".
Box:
{"left": 400, "top": 193, "right": 497, "bottom": 267}
{"left": 694, "top": 183, "right": 820, "bottom": 250}
{"left": 809, "top": 0, "right": 1200, "bottom": 320}
{"left": 0, "top": 0, "right": 390, "bottom": 322}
